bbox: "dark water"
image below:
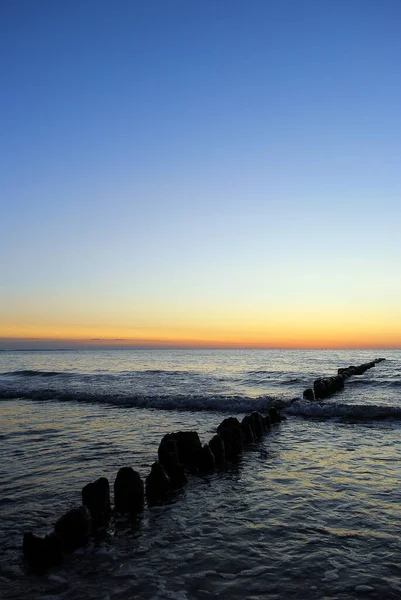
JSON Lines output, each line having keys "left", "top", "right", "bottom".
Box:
{"left": 0, "top": 349, "right": 400, "bottom": 599}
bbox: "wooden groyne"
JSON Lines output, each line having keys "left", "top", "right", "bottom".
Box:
{"left": 22, "top": 358, "right": 387, "bottom": 570}
{"left": 22, "top": 408, "right": 282, "bottom": 570}
{"left": 302, "top": 358, "right": 386, "bottom": 401}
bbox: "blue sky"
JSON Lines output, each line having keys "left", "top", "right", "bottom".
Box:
{"left": 1, "top": 0, "right": 400, "bottom": 347}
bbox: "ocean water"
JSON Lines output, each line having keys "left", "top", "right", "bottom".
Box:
{"left": 0, "top": 348, "right": 400, "bottom": 599}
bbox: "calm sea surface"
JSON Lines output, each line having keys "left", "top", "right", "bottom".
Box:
{"left": 0, "top": 349, "right": 400, "bottom": 599}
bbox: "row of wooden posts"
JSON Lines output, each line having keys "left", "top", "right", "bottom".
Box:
{"left": 22, "top": 407, "right": 282, "bottom": 569}
{"left": 302, "top": 358, "right": 386, "bottom": 401}
{"left": 23, "top": 358, "right": 387, "bottom": 570}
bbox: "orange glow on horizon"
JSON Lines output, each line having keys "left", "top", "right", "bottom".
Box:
{"left": 1, "top": 333, "right": 400, "bottom": 350}
{"left": 1, "top": 308, "right": 400, "bottom": 350}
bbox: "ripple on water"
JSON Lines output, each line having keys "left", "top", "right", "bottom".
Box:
{"left": 1, "top": 400, "right": 401, "bottom": 599}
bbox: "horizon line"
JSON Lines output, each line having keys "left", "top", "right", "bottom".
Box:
{"left": 0, "top": 336, "right": 399, "bottom": 351}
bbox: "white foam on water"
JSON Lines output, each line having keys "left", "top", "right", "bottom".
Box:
{"left": 284, "top": 399, "right": 401, "bottom": 421}
{"left": 354, "top": 585, "right": 374, "bottom": 593}
{"left": 323, "top": 569, "right": 340, "bottom": 581}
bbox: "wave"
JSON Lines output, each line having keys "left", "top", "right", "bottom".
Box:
{"left": 284, "top": 377, "right": 305, "bottom": 384}
{"left": 239, "top": 375, "right": 305, "bottom": 387}
{"left": 338, "top": 378, "right": 401, "bottom": 389}
{"left": 2, "top": 384, "right": 400, "bottom": 422}
{"left": 3, "top": 369, "right": 69, "bottom": 378}
{"left": 285, "top": 400, "right": 401, "bottom": 421}
{"left": 0, "top": 388, "right": 283, "bottom": 413}
{"left": 247, "top": 369, "right": 284, "bottom": 376}
{"left": 3, "top": 368, "right": 196, "bottom": 379}
{"left": 139, "top": 369, "right": 191, "bottom": 375}
{"left": 2, "top": 369, "right": 193, "bottom": 381}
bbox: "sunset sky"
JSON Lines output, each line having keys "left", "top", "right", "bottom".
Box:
{"left": 1, "top": 0, "right": 400, "bottom": 349}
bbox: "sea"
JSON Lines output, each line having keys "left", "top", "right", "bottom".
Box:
{"left": 0, "top": 348, "right": 400, "bottom": 600}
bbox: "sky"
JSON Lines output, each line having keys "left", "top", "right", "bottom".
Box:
{"left": 1, "top": 0, "right": 400, "bottom": 349}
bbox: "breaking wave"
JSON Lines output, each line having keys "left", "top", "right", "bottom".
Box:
{"left": 0, "top": 387, "right": 282, "bottom": 413}
{"left": 285, "top": 399, "right": 401, "bottom": 421}
{"left": 1, "top": 385, "right": 400, "bottom": 421}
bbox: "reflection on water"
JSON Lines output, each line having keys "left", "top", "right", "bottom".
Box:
{"left": 1, "top": 398, "right": 401, "bottom": 599}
